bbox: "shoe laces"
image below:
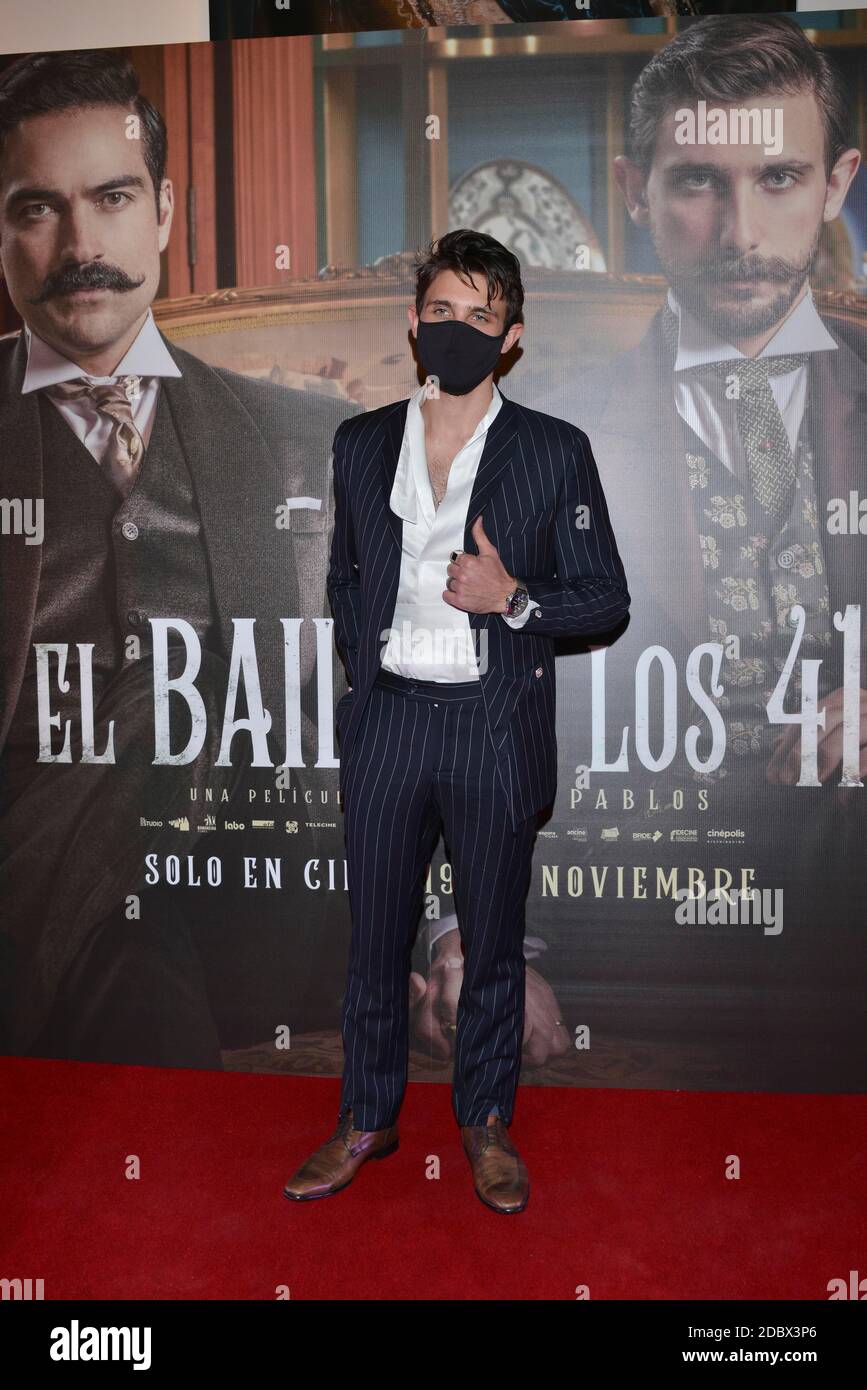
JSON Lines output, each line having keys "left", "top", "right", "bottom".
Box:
{"left": 483, "top": 1118, "right": 516, "bottom": 1156}
{"left": 466, "top": 1119, "right": 499, "bottom": 1154}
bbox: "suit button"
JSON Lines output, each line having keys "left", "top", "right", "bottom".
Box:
{"left": 127, "top": 610, "right": 142, "bottom": 627}
{"left": 121, "top": 521, "right": 139, "bottom": 541}
{"left": 533, "top": 609, "right": 542, "bottom": 618}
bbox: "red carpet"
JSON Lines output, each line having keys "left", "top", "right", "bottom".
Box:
{"left": 1, "top": 1056, "right": 864, "bottom": 1300}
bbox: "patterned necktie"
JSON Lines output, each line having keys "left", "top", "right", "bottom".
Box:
{"left": 660, "top": 304, "right": 808, "bottom": 525}
{"left": 44, "top": 375, "right": 146, "bottom": 499}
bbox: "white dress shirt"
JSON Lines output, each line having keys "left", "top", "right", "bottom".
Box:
{"left": 668, "top": 287, "right": 838, "bottom": 476}
{"left": 380, "top": 381, "right": 538, "bottom": 683}
{"left": 21, "top": 308, "right": 182, "bottom": 463}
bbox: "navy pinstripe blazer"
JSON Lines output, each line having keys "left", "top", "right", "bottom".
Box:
{"left": 327, "top": 385, "right": 630, "bottom": 829}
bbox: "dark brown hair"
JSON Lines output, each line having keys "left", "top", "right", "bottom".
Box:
{"left": 0, "top": 49, "right": 167, "bottom": 215}
{"left": 414, "top": 229, "right": 525, "bottom": 333}
{"left": 627, "top": 15, "right": 852, "bottom": 179}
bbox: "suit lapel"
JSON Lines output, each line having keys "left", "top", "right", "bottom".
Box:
{"left": 377, "top": 387, "right": 522, "bottom": 659}
{"left": 594, "top": 310, "right": 707, "bottom": 646}
{"left": 381, "top": 398, "right": 410, "bottom": 556}
{"left": 462, "top": 390, "right": 523, "bottom": 550}
{"left": 380, "top": 386, "right": 522, "bottom": 550}
{"left": 810, "top": 328, "right": 867, "bottom": 683}
{"left": 0, "top": 333, "right": 44, "bottom": 750}
{"left": 155, "top": 332, "right": 297, "bottom": 729}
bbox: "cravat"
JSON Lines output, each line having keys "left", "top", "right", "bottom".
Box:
{"left": 661, "top": 304, "right": 808, "bottom": 525}
{"left": 44, "top": 375, "right": 146, "bottom": 499}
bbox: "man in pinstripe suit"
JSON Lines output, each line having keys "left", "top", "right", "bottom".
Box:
{"left": 284, "top": 230, "right": 630, "bottom": 1213}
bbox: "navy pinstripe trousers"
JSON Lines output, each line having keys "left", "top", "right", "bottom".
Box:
{"left": 337, "top": 667, "right": 538, "bottom": 1130}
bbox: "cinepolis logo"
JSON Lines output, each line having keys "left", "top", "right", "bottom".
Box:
{"left": 49, "top": 1320, "right": 151, "bottom": 1370}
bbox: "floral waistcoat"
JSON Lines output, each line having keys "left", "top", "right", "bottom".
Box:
{"left": 681, "top": 403, "right": 837, "bottom": 767}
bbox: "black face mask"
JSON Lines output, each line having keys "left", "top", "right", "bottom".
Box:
{"left": 415, "top": 317, "right": 507, "bottom": 396}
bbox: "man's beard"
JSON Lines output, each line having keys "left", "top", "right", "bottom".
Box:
{"left": 652, "top": 225, "right": 821, "bottom": 340}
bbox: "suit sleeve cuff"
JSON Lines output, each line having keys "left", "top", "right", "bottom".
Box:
{"left": 501, "top": 598, "right": 540, "bottom": 630}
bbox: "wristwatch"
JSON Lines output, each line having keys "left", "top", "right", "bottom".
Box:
{"left": 504, "top": 578, "right": 530, "bottom": 618}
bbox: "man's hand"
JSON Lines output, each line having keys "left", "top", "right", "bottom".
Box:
{"left": 766, "top": 685, "right": 867, "bottom": 789}
{"left": 442, "top": 514, "right": 515, "bottom": 615}
{"left": 409, "top": 927, "right": 570, "bottom": 1065}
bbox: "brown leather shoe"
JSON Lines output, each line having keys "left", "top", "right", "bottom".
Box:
{"left": 282, "top": 1109, "right": 399, "bottom": 1202}
{"left": 461, "top": 1115, "right": 529, "bottom": 1214}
